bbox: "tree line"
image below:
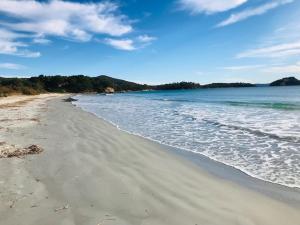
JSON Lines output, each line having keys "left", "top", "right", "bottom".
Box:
{"left": 0, "top": 74, "right": 257, "bottom": 96}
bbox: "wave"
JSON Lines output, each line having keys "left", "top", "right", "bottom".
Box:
{"left": 152, "top": 98, "right": 300, "bottom": 110}
{"left": 152, "top": 98, "right": 198, "bottom": 103}
{"left": 73, "top": 100, "right": 300, "bottom": 189}
{"left": 74, "top": 93, "right": 300, "bottom": 189}
{"left": 202, "top": 119, "right": 300, "bottom": 143}
{"left": 224, "top": 101, "right": 300, "bottom": 110}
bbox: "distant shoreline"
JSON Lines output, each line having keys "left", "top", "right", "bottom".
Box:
{"left": 1, "top": 75, "right": 299, "bottom": 97}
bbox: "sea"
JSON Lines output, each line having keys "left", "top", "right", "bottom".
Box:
{"left": 74, "top": 86, "right": 300, "bottom": 188}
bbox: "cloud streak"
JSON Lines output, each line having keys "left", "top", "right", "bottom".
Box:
{"left": 222, "top": 65, "right": 265, "bottom": 71}
{"left": 137, "top": 35, "right": 157, "bottom": 43}
{"left": 0, "top": 63, "right": 26, "bottom": 70}
{"left": 0, "top": 28, "right": 41, "bottom": 57}
{"left": 33, "top": 38, "right": 52, "bottom": 45}
{"left": 217, "top": 0, "right": 294, "bottom": 27}
{"left": 104, "top": 38, "right": 136, "bottom": 51}
{"left": 263, "top": 61, "right": 300, "bottom": 73}
{"left": 103, "top": 35, "right": 157, "bottom": 51}
{"left": 237, "top": 40, "right": 300, "bottom": 58}
{"left": 178, "top": 0, "right": 247, "bottom": 14}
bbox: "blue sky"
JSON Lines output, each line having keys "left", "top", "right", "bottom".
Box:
{"left": 0, "top": 0, "right": 300, "bottom": 84}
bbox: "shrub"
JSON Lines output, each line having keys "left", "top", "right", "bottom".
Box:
{"left": 21, "top": 87, "right": 40, "bottom": 95}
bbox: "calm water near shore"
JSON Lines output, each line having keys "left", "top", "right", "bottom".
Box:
{"left": 74, "top": 86, "right": 300, "bottom": 188}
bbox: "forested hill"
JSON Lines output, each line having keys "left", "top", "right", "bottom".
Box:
{"left": 0, "top": 75, "right": 205, "bottom": 95}
{"left": 1, "top": 74, "right": 256, "bottom": 96}
{"left": 0, "top": 75, "right": 149, "bottom": 96}
{"left": 151, "top": 82, "right": 201, "bottom": 90}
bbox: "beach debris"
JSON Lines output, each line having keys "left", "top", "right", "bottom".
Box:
{"left": 9, "top": 199, "right": 17, "bottom": 208}
{"left": 145, "top": 209, "right": 149, "bottom": 216}
{"left": 0, "top": 142, "right": 43, "bottom": 158}
{"left": 0, "top": 118, "right": 39, "bottom": 122}
{"left": 97, "top": 216, "right": 116, "bottom": 225}
{"left": 54, "top": 204, "right": 69, "bottom": 212}
{"left": 8, "top": 195, "right": 28, "bottom": 209}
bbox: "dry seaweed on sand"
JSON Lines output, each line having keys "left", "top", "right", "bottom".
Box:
{"left": 0, "top": 142, "right": 43, "bottom": 158}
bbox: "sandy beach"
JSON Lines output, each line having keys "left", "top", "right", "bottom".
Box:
{"left": 0, "top": 95, "right": 300, "bottom": 225}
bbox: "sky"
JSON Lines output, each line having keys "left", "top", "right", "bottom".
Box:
{"left": 0, "top": 0, "right": 300, "bottom": 84}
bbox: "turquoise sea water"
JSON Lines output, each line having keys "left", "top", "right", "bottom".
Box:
{"left": 75, "top": 86, "right": 300, "bottom": 188}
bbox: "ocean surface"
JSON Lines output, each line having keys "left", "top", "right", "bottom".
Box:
{"left": 74, "top": 86, "right": 300, "bottom": 188}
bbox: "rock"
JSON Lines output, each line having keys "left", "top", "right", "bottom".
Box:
{"left": 104, "top": 87, "right": 115, "bottom": 94}
{"left": 63, "top": 97, "right": 78, "bottom": 102}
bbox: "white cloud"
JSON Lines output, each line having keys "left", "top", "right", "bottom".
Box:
{"left": 222, "top": 65, "right": 265, "bottom": 71}
{"left": 235, "top": 8, "right": 300, "bottom": 60}
{"left": 104, "top": 38, "right": 136, "bottom": 51}
{"left": 0, "top": 28, "right": 41, "bottom": 57}
{"left": 178, "top": 0, "right": 247, "bottom": 14}
{"left": 0, "top": 0, "right": 135, "bottom": 56}
{"left": 137, "top": 35, "right": 157, "bottom": 43}
{"left": 263, "top": 61, "right": 300, "bottom": 73}
{"left": 18, "top": 50, "right": 41, "bottom": 58}
{"left": 0, "top": 0, "right": 133, "bottom": 41}
{"left": 217, "top": 0, "right": 294, "bottom": 27}
{"left": 0, "top": 63, "right": 26, "bottom": 70}
{"left": 33, "top": 38, "right": 52, "bottom": 45}
{"left": 102, "top": 35, "right": 156, "bottom": 51}
{"left": 237, "top": 40, "right": 300, "bottom": 58}
{"left": 263, "top": 20, "right": 300, "bottom": 46}
{"left": 0, "top": 28, "right": 25, "bottom": 40}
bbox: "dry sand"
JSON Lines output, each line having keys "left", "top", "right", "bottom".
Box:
{"left": 0, "top": 95, "right": 300, "bottom": 225}
{"left": 0, "top": 94, "right": 61, "bottom": 158}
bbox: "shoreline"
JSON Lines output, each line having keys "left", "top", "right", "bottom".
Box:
{"left": 73, "top": 91, "right": 300, "bottom": 190}
{"left": 1, "top": 95, "right": 300, "bottom": 225}
{"left": 73, "top": 99, "right": 300, "bottom": 207}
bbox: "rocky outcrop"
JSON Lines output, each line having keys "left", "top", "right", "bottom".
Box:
{"left": 104, "top": 87, "right": 115, "bottom": 94}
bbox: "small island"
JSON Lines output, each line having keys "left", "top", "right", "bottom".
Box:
{"left": 270, "top": 77, "right": 300, "bottom": 86}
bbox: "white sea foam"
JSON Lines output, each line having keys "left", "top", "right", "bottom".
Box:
{"left": 74, "top": 88, "right": 300, "bottom": 188}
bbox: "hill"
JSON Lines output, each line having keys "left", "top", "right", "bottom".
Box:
{"left": 0, "top": 74, "right": 259, "bottom": 96}
{"left": 0, "top": 75, "right": 149, "bottom": 96}
{"left": 152, "top": 82, "right": 201, "bottom": 90}
{"left": 270, "top": 77, "right": 300, "bottom": 86}
{"left": 0, "top": 75, "right": 204, "bottom": 96}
